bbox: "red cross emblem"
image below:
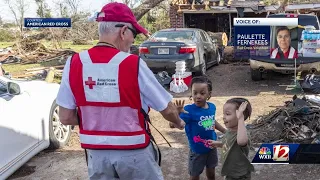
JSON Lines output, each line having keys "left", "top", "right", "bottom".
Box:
{"left": 85, "top": 77, "right": 96, "bottom": 89}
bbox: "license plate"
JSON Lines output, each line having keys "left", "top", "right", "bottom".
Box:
{"left": 280, "top": 64, "right": 294, "bottom": 67}
{"left": 158, "top": 48, "right": 169, "bottom": 54}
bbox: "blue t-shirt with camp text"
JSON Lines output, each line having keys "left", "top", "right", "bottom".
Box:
{"left": 180, "top": 102, "right": 217, "bottom": 154}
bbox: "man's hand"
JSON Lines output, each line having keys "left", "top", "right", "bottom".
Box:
{"left": 169, "top": 120, "right": 185, "bottom": 130}
{"left": 59, "top": 106, "right": 79, "bottom": 125}
{"left": 236, "top": 101, "right": 248, "bottom": 120}
{"left": 175, "top": 100, "right": 188, "bottom": 114}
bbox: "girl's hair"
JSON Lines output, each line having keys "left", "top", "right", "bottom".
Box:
{"left": 226, "top": 98, "right": 252, "bottom": 121}
{"left": 190, "top": 76, "right": 212, "bottom": 92}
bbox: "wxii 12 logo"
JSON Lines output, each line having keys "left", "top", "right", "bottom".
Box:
{"left": 273, "top": 145, "right": 290, "bottom": 161}
{"left": 258, "top": 147, "right": 272, "bottom": 159}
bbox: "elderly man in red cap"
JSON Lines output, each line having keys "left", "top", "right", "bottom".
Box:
{"left": 56, "top": 2, "right": 184, "bottom": 180}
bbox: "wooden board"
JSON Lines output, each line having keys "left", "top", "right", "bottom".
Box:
{"left": 207, "top": 32, "right": 228, "bottom": 46}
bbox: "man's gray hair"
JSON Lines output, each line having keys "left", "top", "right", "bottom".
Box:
{"left": 98, "top": 22, "right": 130, "bottom": 36}
{"left": 98, "top": 21, "right": 133, "bottom": 36}
{"left": 97, "top": 13, "right": 133, "bottom": 36}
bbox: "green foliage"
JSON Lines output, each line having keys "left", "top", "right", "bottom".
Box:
{"left": 2, "top": 23, "right": 16, "bottom": 28}
{"left": 136, "top": 8, "right": 170, "bottom": 44}
{"left": 0, "top": 29, "right": 16, "bottom": 42}
{"left": 59, "top": 3, "right": 69, "bottom": 17}
{"left": 263, "top": 0, "right": 279, "bottom": 6}
{"left": 35, "top": 0, "right": 52, "bottom": 18}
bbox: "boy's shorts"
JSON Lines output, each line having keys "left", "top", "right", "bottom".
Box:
{"left": 188, "top": 148, "right": 218, "bottom": 176}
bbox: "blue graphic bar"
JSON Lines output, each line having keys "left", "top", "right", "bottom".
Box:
{"left": 24, "top": 18, "right": 71, "bottom": 28}
{"left": 251, "top": 143, "right": 320, "bottom": 164}
{"left": 234, "top": 26, "right": 271, "bottom": 59}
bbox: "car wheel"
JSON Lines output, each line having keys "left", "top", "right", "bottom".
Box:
{"left": 48, "top": 101, "right": 71, "bottom": 149}
{"left": 251, "top": 68, "right": 263, "bottom": 81}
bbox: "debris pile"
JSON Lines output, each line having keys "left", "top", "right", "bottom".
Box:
{"left": 72, "top": 38, "right": 90, "bottom": 45}
{"left": 0, "top": 47, "right": 18, "bottom": 64}
{"left": 0, "top": 38, "right": 76, "bottom": 65}
{"left": 249, "top": 95, "right": 320, "bottom": 144}
{"left": 301, "top": 74, "right": 320, "bottom": 94}
{"left": 12, "top": 65, "right": 65, "bottom": 80}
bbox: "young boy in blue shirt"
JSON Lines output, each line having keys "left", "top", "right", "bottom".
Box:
{"left": 170, "top": 76, "right": 226, "bottom": 180}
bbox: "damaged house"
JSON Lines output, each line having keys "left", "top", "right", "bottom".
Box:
{"left": 169, "top": 0, "right": 320, "bottom": 44}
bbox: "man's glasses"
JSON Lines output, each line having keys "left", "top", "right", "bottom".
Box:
{"left": 115, "top": 24, "right": 137, "bottom": 38}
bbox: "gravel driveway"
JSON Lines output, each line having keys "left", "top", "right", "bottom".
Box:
{"left": 9, "top": 63, "right": 320, "bottom": 180}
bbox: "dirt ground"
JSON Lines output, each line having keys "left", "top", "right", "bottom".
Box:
{"left": 8, "top": 63, "right": 320, "bottom": 180}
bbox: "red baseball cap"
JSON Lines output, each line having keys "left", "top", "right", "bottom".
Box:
{"left": 96, "top": 2, "right": 149, "bottom": 35}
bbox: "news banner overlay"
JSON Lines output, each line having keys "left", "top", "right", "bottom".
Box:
{"left": 24, "top": 18, "right": 71, "bottom": 28}
{"left": 234, "top": 18, "right": 298, "bottom": 59}
{"left": 234, "top": 25, "right": 270, "bottom": 59}
{"left": 252, "top": 144, "right": 320, "bottom": 164}
{"left": 234, "top": 18, "right": 298, "bottom": 26}
{"left": 252, "top": 144, "right": 298, "bottom": 164}
{"left": 257, "top": 146, "right": 290, "bottom": 161}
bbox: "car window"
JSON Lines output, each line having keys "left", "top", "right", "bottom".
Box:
{"left": 0, "top": 81, "right": 7, "bottom": 95}
{"left": 151, "top": 31, "right": 194, "bottom": 41}
{"left": 298, "top": 16, "right": 319, "bottom": 29}
{"left": 199, "top": 31, "right": 208, "bottom": 42}
{"left": 205, "top": 33, "right": 212, "bottom": 42}
{"left": 196, "top": 32, "right": 202, "bottom": 41}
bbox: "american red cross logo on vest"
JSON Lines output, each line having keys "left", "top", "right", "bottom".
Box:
{"left": 85, "top": 77, "right": 96, "bottom": 89}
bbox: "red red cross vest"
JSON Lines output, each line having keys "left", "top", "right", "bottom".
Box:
{"left": 69, "top": 46, "right": 150, "bottom": 150}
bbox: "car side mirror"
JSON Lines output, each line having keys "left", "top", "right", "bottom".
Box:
{"left": 7, "top": 82, "right": 21, "bottom": 95}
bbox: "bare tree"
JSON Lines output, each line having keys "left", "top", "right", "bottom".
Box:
{"left": 97, "top": 0, "right": 166, "bottom": 21}
{"left": 133, "top": 0, "right": 166, "bottom": 21}
{"left": 64, "top": 0, "right": 82, "bottom": 16}
{"left": 52, "top": 0, "right": 82, "bottom": 21}
{"left": 4, "top": 0, "right": 29, "bottom": 33}
{"left": 122, "top": 0, "right": 136, "bottom": 8}
{"left": 276, "top": 0, "right": 288, "bottom": 13}
{"left": 35, "top": 0, "right": 52, "bottom": 18}
{"left": 35, "top": 0, "right": 45, "bottom": 17}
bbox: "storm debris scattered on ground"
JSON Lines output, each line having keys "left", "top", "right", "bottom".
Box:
{"left": 0, "top": 38, "right": 76, "bottom": 65}
{"left": 11, "top": 65, "right": 65, "bottom": 80}
{"left": 249, "top": 95, "right": 320, "bottom": 144}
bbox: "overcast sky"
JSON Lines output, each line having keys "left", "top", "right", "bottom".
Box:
{"left": 0, "top": 0, "right": 125, "bottom": 21}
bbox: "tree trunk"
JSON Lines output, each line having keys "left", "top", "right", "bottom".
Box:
{"left": 276, "top": 0, "right": 288, "bottom": 13}
{"left": 133, "top": 0, "right": 165, "bottom": 21}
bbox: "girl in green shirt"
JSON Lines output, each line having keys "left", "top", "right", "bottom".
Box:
{"left": 208, "top": 98, "right": 255, "bottom": 180}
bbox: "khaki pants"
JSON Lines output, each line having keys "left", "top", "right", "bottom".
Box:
{"left": 87, "top": 143, "right": 163, "bottom": 180}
